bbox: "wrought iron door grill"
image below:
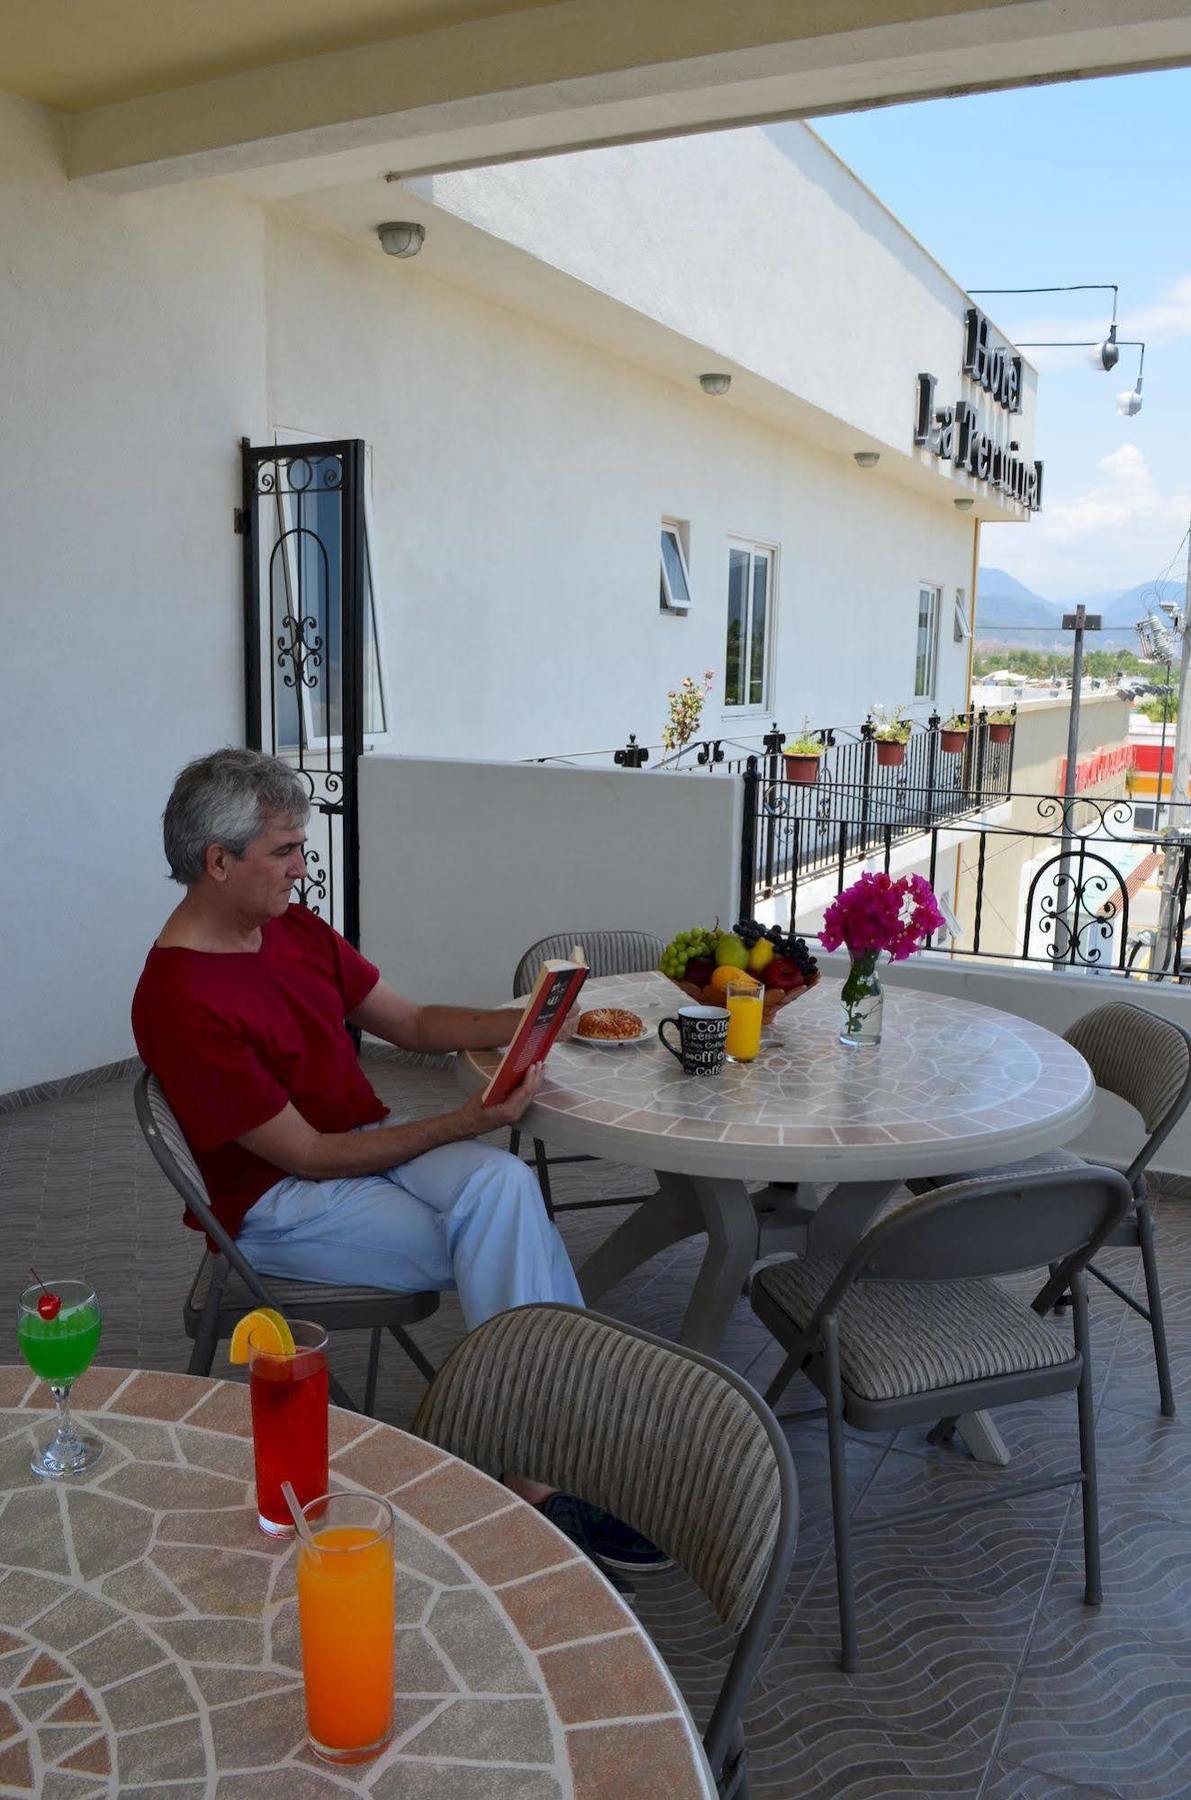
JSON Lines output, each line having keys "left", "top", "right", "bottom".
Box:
{"left": 241, "top": 439, "right": 365, "bottom": 944}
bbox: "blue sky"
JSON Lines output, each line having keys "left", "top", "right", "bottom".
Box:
{"left": 814, "top": 70, "right": 1191, "bottom": 601}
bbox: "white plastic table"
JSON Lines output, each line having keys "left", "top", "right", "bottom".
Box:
{"left": 462, "top": 972, "right": 1095, "bottom": 1462}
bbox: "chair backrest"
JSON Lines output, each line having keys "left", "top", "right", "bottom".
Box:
{"left": 1064, "top": 1002, "right": 1191, "bottom": 1175}
{"left": 829, "top": 1164, "right": 1133, "bottom": 1296}
{"left": 413, "top": 1303, "right": 798, "bottom": 1782}
{"left": 513, "top": 930, "right": 665, "bottom": 996}
{"left": 134, "top": 1071, "right": 259, "bottom": 1281}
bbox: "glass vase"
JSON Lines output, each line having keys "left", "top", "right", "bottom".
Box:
{"left": 839, "top": 951, "right": 883, "bottom": 1048}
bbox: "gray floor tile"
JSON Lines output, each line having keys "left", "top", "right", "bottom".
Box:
{"left": 6, "top": 1066, "right": 1191, "bottom": 1800}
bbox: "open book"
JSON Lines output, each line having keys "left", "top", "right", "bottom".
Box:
{"left": 482, "top": 952, "right": 589, "bottom": 1108}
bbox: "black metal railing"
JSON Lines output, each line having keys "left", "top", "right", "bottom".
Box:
{"left": 765, "top": 792, "right": 1191, "bottom": 985}
{"left": 737, "top": 712, "right": 1015, "bottom": 907}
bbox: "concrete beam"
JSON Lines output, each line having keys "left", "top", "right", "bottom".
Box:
{"left": 68, "top": 0, "right": 1191, "bottom": 192}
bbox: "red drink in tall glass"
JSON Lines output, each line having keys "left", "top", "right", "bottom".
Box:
{"left": 248, "top": 1321, "right": 329, "bottom": 1536}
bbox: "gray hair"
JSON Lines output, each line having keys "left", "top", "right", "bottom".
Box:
{"left": 163, "top": 749, "right": 311, "bottom": 885}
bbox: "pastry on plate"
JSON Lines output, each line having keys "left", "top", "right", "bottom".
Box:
{"left": 576, "top": 1007, "right": 645, "bottom": 1041}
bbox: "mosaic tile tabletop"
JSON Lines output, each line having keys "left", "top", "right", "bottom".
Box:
{"left": 463, "top": 973, "right": 1096, "bottom": 1183}
{"left": 0, "top": 1365, "right": 713, "bottom": 1800}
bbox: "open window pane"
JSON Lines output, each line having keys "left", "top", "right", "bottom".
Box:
{"left": 660, "top": 527, "right": 690, "bottom": 606}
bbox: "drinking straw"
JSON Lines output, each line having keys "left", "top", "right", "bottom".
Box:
{"left": 283, "top": 1480, "right": 315, "bottom": 1545}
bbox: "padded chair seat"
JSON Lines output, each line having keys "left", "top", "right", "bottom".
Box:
{"left": 753, "top": 1255, "right": 1075, "bottom": 1402}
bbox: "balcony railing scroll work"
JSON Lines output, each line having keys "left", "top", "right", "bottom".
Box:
{"left": 535, "top": 711, "right": 1191, "bottom": 984}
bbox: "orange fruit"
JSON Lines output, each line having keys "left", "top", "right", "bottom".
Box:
{"left": 709, "top": 966, "right": 760, "bottom": 995}
{"left": 229, "top": 1308, "right": 294, "bottom": 1364}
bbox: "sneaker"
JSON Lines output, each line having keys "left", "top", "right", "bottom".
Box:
{"left": 537, "top": 1492, "right": 674, "bottom": 1580}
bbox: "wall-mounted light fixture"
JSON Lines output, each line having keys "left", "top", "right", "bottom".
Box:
{"left": 953, "top": 496, "right": 975, "bottom": 511}
{"left": 853, "top": 451, "right": 880, "bottom": 469}
{"left": 376, "top": 221, "right": 425, "bottom": 258}
{"left": 967, "top": 283, "right": 1148, "bottom": 410}
{"left": 1116, "top": 341, "right": 1146, "bottom": 415}
{"left": 698, "top": 372, "right": 732, "bottom": 396}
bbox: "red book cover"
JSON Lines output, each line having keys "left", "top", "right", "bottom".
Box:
{"left": 482, "top": 960, "right": 588, "bottom": 1107}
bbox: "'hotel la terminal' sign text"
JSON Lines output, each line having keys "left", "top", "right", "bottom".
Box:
{"left": 914, "top": 307, "right": 1043, "bottom": 511}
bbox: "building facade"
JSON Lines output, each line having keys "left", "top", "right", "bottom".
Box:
{"left": 3, "top": 98, "right": 1038, "bottom": 1091}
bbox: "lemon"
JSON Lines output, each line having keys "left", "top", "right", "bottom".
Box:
{"left": 747, "top": 938, "right": 775, "bottom": 972}
{"left": 228, "top": 1307, "right": 294, "bottom": 1364}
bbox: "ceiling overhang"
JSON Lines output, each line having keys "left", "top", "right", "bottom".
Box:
{"left": 50, "top": 0, "right": 1191, "bottom": 193}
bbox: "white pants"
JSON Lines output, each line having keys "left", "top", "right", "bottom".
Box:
{"left": 237, "top": 1138, "right": 582, "bottom": 1332}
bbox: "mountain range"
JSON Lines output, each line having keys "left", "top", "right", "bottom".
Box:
{"left": 975, "top": 567, "right": 1185, "bottom": 650}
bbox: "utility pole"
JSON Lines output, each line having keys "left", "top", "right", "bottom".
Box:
{"left": 1055, "top": 605, "right": 1100, "bottom": 966}
{"left": 1151, "top": 519, "right": 1191, "bottom": 974}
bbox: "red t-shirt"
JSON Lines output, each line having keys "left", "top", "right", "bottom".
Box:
{"left": 132, "top": 905, "right": 386, "bottom": 1239}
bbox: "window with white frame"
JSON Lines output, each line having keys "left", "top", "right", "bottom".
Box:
{"left": 724, "top": 541, "right": 774, "bottom": 708}
{"left": 914, "top": 583, "right": 941, "bottom": 699}
{"left": 660, "top": 520, "right": 691, "bottom": 612}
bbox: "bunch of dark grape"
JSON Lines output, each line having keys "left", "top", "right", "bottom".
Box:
{"left": 732, "top": 919, "right": 767, "bottom": 951}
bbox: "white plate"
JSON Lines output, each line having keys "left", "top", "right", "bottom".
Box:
{"left": 573, "top": 1024, "right": 653, "bottom": 1049}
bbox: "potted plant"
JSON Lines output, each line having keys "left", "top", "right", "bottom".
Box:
{"left": 782, "top": 721, "right": 823, "bottom": 785}
{"left": 870, "top": 705, "right": 911, "bottom": 768}
{"left": 940, "top": 713, "right": 969, "bottom": 755}
{"left": 986, "top": 709, "right": 1014, "bottom": 745}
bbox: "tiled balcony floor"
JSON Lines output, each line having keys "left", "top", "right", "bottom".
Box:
{"left": 5, "top": 1055, "right": 1191, "bottom": 1799}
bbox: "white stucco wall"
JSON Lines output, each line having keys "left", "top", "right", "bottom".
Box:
{"left": 1, "top": 96, "right": 266, "bottom": 1092}
{"left": 266, "top": 209, "right": 976, "bottom": 762}
{"left": 413, "top": 125, "right": 1037, "bottom": 473}
{"left": 358, "top": 755, "right": 739, "bottom": 1006}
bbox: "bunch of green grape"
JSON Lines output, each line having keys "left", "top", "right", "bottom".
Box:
{"left": 658, "top": 927, "right": 717, "bottom": 979}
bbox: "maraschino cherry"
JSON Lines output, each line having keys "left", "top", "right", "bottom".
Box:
{"left": 30, "top": 1267, "right": 61, "bottom": 1321}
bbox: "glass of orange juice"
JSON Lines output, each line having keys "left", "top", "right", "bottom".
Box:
{"left": 297, "top": 1492, "right": 395, "bottom": 1764}
{"left": 725, "top": 978, "right": 764, "bottom": 1063}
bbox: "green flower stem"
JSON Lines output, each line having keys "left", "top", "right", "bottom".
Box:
{"left": 840, "top": 950, "right": 880, "bottom": 1039}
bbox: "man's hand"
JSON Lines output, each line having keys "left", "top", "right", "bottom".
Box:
{"left": 455, "top": 1063, "right": 546, "bottom": 1133}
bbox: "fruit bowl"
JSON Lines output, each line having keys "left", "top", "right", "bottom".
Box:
{"left": 670, "top": 970, "right": 819, "bottom": 1026}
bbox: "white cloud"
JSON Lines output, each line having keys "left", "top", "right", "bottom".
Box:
{"left": 1126, "top": 274, "right": 1191, "bottom": 338}
{"left": 984, "top": 444, "right": 1189, "bottom": 597}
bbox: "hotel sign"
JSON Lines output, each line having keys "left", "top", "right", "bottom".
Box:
{"left": 914, "top": 307, "right": 1043, "bottom": 511}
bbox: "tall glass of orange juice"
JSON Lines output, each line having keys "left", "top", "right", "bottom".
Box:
{"left": 297, "top": 1493, "right": 395, "bottom": 1764}
{"left": 725, "top": 979, "right": 764, "bottom": 1063}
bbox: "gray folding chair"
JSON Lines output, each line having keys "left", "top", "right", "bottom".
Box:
{"left": 909, "top": 1003, "right": 1191, "bottom": 1417}
{"left": 510, "top": 930, "right": 665, "bottom": 1219}
{"left": 414, "top": 1303, "right": 798, "bottom": 1799}
{"left": 135, "top": 1071, "right": 438, "bottom": 1415}
{"left": 751, "top": 1165, "right": 1133, "bottom": 1671}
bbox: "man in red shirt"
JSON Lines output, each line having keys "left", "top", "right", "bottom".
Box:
{"left": 133, "top": 747, "right": 583, "bottom": 1329}
{"left": 134, "top": 747, "right": 666, "bottom": 1586}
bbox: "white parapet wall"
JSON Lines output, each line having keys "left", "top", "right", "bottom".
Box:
{"left": 359, "top": 756, "right": 741, "bottom": 1007}
{"left": 818, "top": 947, "right": 1191, "bottom": 1180}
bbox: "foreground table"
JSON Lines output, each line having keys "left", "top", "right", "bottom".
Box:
{"left": 0, "top": 1365, "right": 713, "bottom": 1799}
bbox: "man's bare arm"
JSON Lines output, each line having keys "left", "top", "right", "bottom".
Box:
{"left": 237, "top": 1066, "right": 545, "bottom": 1181}
{"left": 348, "top": 979, "right": 518, "bottom": 1055}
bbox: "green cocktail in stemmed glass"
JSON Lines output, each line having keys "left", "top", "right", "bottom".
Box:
{"left": 16, "top": 1279, "right": 103, "bottom": 1478}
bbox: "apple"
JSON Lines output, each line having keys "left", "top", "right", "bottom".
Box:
{"left": 684, "top": 957, "right": 715, "bottom": 987}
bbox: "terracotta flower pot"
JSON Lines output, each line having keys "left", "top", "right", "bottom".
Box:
{"left": 988, "top": 721, "right": 1012, "bottom": 744}
{"left": 875, "top": 739, "right": 906, "bottom": 768}
{"left": 940, "top": 728, "right": 968, "bottom": 755}
{"left": 783, "top": 752, "right": 822, "bottom": 785}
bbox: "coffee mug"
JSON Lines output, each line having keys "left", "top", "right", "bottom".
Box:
{"left": 657, "top": 1005, "right": 729, "bottom": 1077}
